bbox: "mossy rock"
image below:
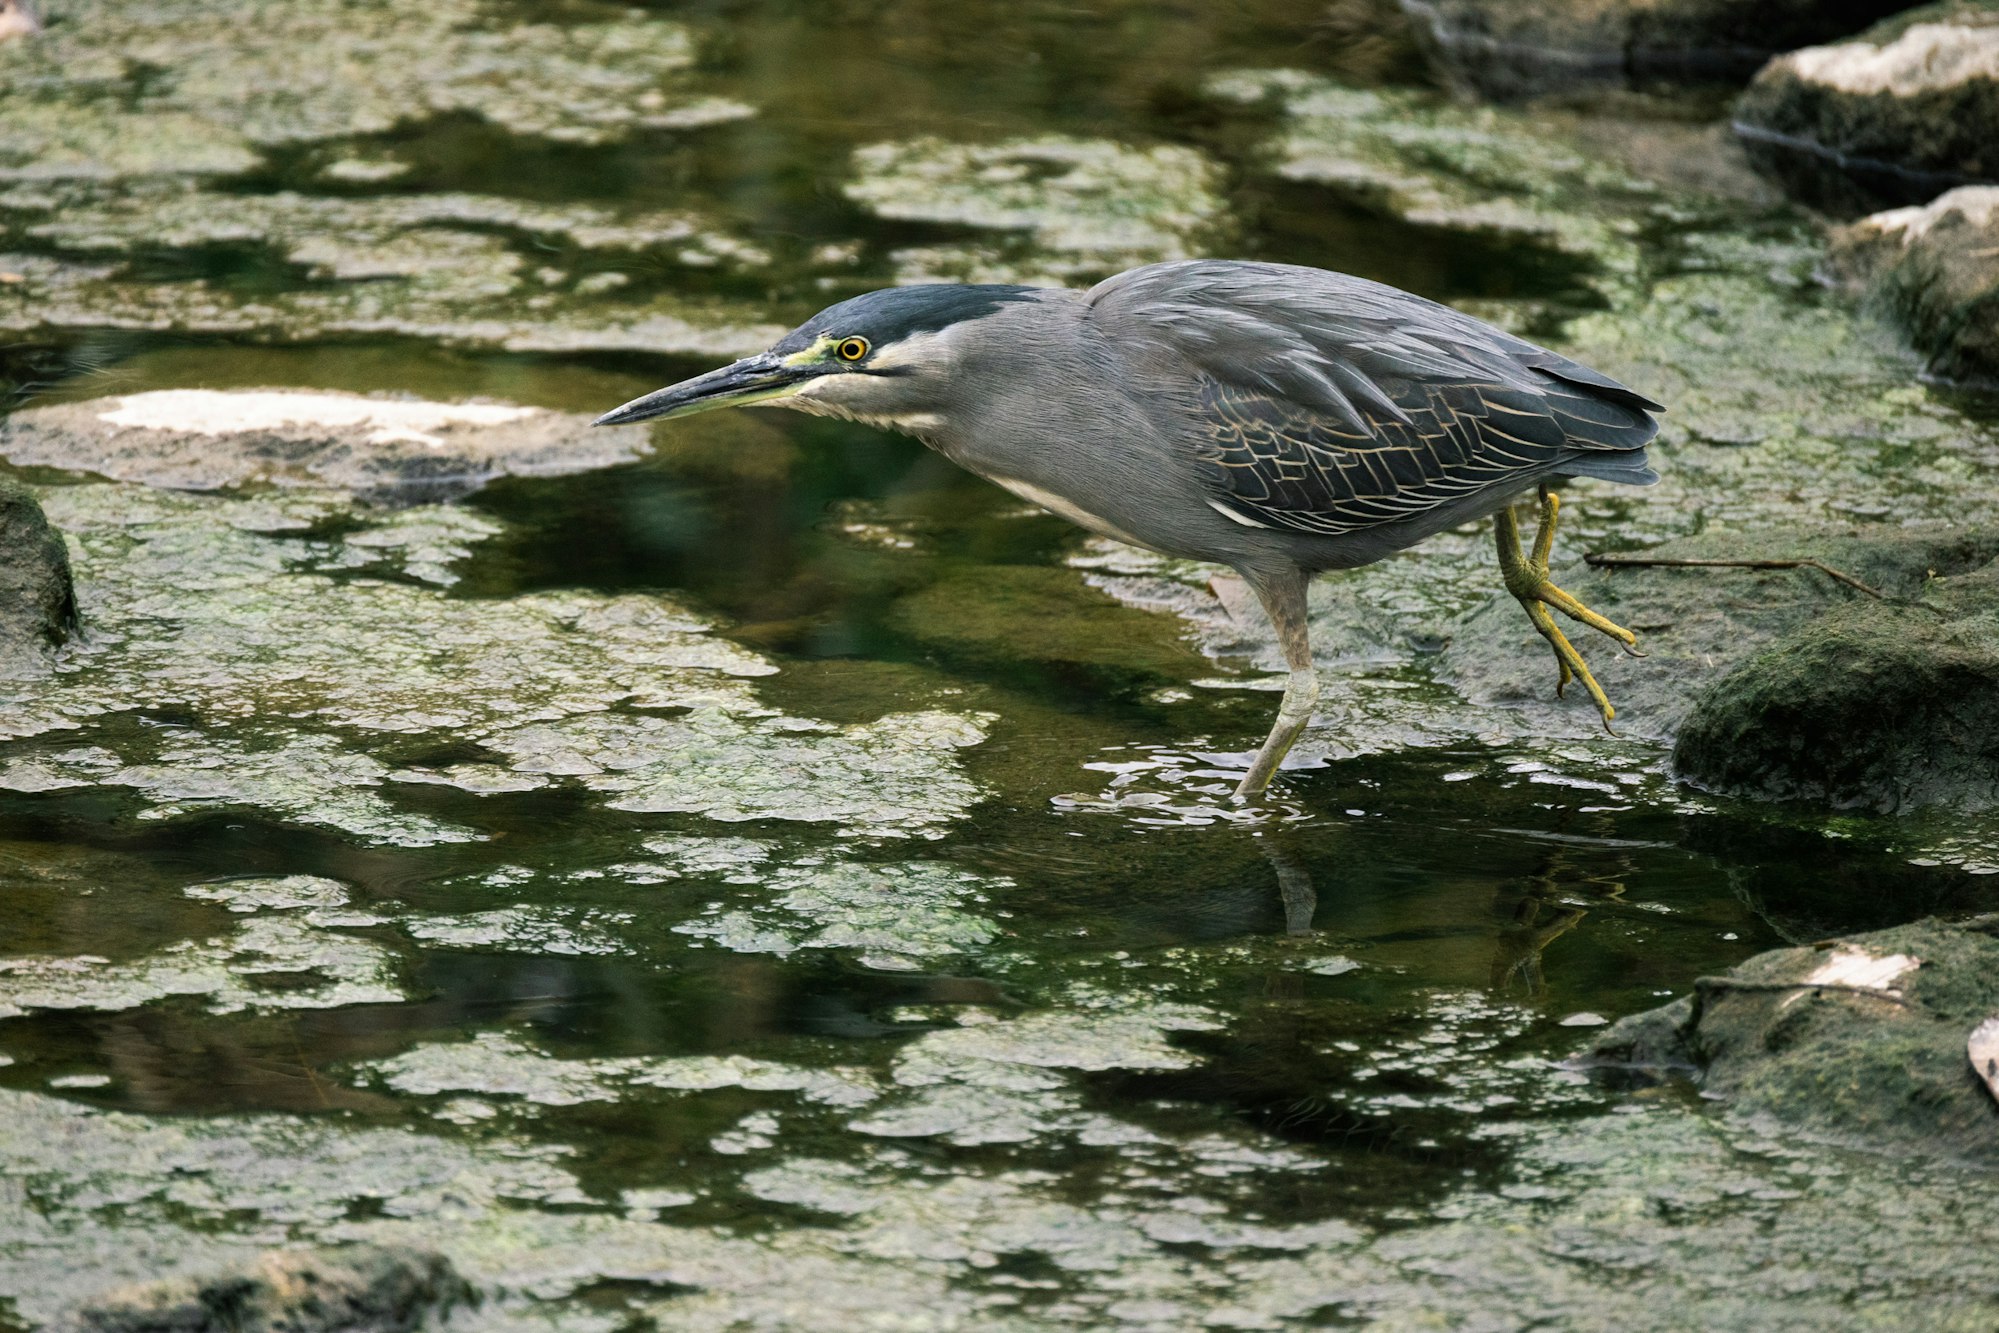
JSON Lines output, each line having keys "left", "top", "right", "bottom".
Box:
{"left": 0, "top": 478, "right": 75, "bottom": 673}
{"left": 1444, "top": 523, "right": 1999, "bottom": 745}
{"left": 1735, "top": 0, "right": 1999, "bottom": 214}
{"left": 1586, "top": 920, "right": 1999, "bottom": 1164}
{"left": 1399, "top": 0, "right": 1923, "bottom": 100}
{"left": 1675, "top": 544, "right": 1999, "bottom": 811}
{"left": 56, "top": 1245, "right": 471, "bottom": 1333}
{"left": 1830, "top": 186, "right": 1999, "bottom": 383}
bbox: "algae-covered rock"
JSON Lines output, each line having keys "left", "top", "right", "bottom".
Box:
{"left": 0, "top": 180, "right": 781, "bottom": 360}
{"left": 0, "top": 0, "right": 747, "bottom": 181}
{"left": 54, "top": 1245, "right": 470, "bottom": 1333}
{"left": 1675, "top": 537, "right": 1999, "bottom": 811}
{"left": 843, "top": 135, "right": 1225, "bottom": 286}
{"left": 1830, "top": 185, "right": 1999, "bottom": 383}
{"left": 1447, "top": 525, "right": 1999, "bottom": 746}
{"left": 0, "top": 480, "right": 989, "bottom": 845}
{"left": 1734, "top": 0, "right": 1999, "bottom": 213}
{"left": 2, "top": 389, "right": 651, "bottom": 502}
{"left": 1205, "top": 70, "right": 1652, "bottom": 282}
{"left": 1586, "top": 919, "right": 1999, "bottom": 1164}
{"left": 1400, "top": 0, "right": 1921, "bottom": 100}
{"left": 0, "top": 477, "right": 75, "bottom": 672}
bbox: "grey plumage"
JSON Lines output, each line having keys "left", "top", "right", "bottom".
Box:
{"left": 1087, "top": 262, "right": 1657, "bottom": 544}
{"left": 598, "top": 259, "right": 1662, "bottom": 800}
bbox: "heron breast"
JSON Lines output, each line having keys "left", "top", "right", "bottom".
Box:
{"left": 985, "top": 474, "right": 1158, "bottom": 550}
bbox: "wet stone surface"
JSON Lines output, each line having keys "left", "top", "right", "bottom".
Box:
{"left": 1, "top": 388, "right": 652, "bottom": 501}
{"left": 0, "top": 478, "right": 73, "bottom": 674}
{"left": 4, "top": 0, "right": 1999, "bottom": 1328}
{"left": 1400, "top": 0, "right": 1921, "bottom": 100}
{"left": 1587, "top": 918, "right": 1999, "bottom": 1166}
{"left": 1831, "top": 185, "right": 1999, "bottom": 383}
{"left": 1733, "top": 0, "right": 1999, "bottom": 214}
{"left": 52, "top": 1244, "right": 472, "bottom": 1333}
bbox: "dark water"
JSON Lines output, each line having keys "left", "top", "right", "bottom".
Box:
{"left": 4, "top": 0, "right": 1998, "bottom": 1325}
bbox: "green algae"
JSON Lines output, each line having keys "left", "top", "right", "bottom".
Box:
{"left": 0, "top": 912, "right": 402, "bottom": 1019}
{"left": 184, "top": 874, "right": 373, "bottom": 919}
{"left": 8, "top": 1067, "right": 1997, "bottom": 1330}
{"left": 672, "top": 859, "right": 1003, "bottom": 965}
{"left": 845, "top": 135, "right": 1226, "bottom": 286}
{"left": 0, "top": 480, "right": 993, "bottom": 843}
{"left": 0, "top": 0, "right": 747, "bottom": 182}
{"left": 490, "top": 709, "right": 990, "bottom": 840}
{"left": 1208, "top": 70, "right": 1655, "bottom": 288}
{"left": 0, "top": 180, "right": 782, "bottom": 358}
{"left": 0, "top": 1087, "right": 580, "bottom": 1323}
{"left": 401, "top": 907, "right": 635, "bottom": 957}
{"left": 846, "top": 1000, "right": 1226, "bottom": 1146}
{"left": 363, "top": 1031, "right": 881, "bottom": 1111}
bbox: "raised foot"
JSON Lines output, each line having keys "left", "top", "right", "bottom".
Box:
{"left": 1496, "top": 487, "right": 1640, "bottom": 732}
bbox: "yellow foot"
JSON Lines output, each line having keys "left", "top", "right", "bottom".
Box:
{"left": 1495, "top": 486, "right": 1639, "bottom": 732}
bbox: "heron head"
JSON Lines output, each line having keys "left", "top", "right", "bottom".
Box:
{"left": 594, "top": 284, "right": 1042, "bottom": 431}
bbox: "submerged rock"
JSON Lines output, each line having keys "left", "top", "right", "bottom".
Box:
{"left": 1585, "top": 919, "right": 1999, "bottom": 1164}
{"left": 1734, "top": 1, "right": 1999, "bottom": 213}
{"left": 55, "top": 1245, "right": 470, "bottom": 1333}
{"left": 0, "top": 478, "right": 76, "bottom": 673}
{"left": 1, "top": 389, "right": 650, "bottom": 502}
{"left": 1400, "top": 0, "right": 1921, "bottom": 100}
{"left": 1674, "top": 531, "right": 1999, "bottom": 811}
{"left": 1830, "top": 185, "right": 1999, "bottom": 383}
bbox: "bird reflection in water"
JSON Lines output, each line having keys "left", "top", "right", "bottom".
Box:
{"left": 1490, "top": 848, "right": 1633, "bottom": 995}
{"left": 1249, "top": 835, "right": 1635, "bottom": 998}
{"left": 1264, "top": 840, "right": 1320, "bottom": 938}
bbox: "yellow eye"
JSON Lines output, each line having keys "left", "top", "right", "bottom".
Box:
{"left": 835, "top": 336, "right": 870, "bottom": 362}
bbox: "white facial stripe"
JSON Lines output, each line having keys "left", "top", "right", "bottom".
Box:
{"left": 776, "top": 377, "right": 943, "bottom": 432}
{"left": 855, "top": 326, "right": 959, "bottom": 372}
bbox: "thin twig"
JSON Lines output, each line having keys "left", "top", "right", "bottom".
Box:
{"left": 1583, "top": 553, "right": 1947, "bottom": 615}
{"left": 1693, "top": 976, "right": 1914, "bottom": 1008}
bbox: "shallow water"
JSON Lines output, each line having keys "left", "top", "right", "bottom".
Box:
{"left": 4, "top": 1, "right": 1999, "bottom": 1328}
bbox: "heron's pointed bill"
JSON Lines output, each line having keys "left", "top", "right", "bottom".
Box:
{"left": 593, "top": 351, "right": 815, "bottom": 427}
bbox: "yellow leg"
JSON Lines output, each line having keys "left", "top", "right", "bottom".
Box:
{"left": 1494, "top": 486, "right": 1639, "bottom": 732}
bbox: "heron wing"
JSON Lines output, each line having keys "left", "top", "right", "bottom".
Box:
{"left": 1086, "top": 260, "right": 1662, "bottom": 536}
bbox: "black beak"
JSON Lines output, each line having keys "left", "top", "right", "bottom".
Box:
{"left": 593, "top": 351, "right": 813, "bottom": 427}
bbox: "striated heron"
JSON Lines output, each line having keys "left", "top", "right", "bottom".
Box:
{"left": 597, "top": 260, "right": 1660, "bottom": 801}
